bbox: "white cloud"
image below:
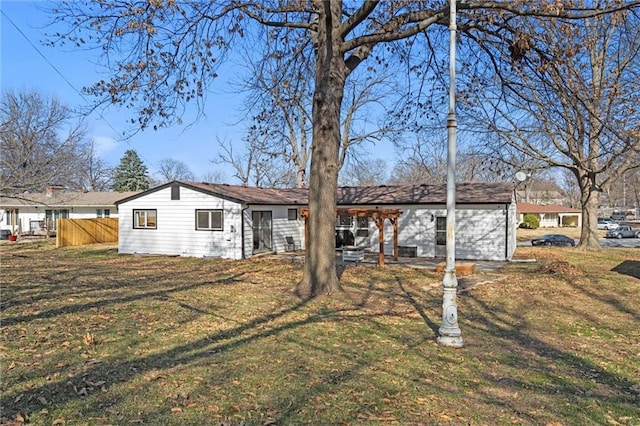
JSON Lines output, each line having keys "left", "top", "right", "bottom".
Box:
{"left": 92, "top": 136, "right": 118, "bottom": 156}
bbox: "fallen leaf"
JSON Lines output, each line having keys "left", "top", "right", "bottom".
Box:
{"left": 52, "top": 418, "right": 66, "bottom": 425}
{"left": 84, "top": 332, "right": 95, "bottom": 346}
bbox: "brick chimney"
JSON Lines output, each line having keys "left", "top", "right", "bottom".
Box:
{"left": 45, "top": 185, "right": 65, "bottom": 197}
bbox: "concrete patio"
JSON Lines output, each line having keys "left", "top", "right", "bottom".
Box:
{"left": 270, "top": 250, "right": 508, "bottom": 273}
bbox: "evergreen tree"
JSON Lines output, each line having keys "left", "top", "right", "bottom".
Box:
{"left": 113, "top": 150, "right": 149, "bottom": 191}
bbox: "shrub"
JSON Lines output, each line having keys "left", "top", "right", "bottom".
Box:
{"left": 520, "top": 214, "right": 540, "bottom": 229}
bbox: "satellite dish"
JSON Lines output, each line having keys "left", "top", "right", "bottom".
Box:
{"left": 515, "top": 171, "right": 527, "bottom": 182}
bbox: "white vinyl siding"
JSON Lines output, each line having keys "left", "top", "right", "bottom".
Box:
{"left": 0, "top": 206, "right": 121, "bottom": 234}
{"left": 118, "top": 186, "right": 244, "bottom": 259}
{"left": 345, "top": 203, "right": 515, "bottom": 261}
{"left": 117, "top": 185, "right": 516, "bottom": 262}
{"left": 249, "top": 205, "right": 304, "bottom": 254}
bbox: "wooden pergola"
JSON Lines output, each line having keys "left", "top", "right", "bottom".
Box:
{"left": 299, "top": 207, "right": 403, "bottom": 266}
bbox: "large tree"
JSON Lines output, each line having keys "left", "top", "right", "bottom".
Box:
{"left": 48, "top": 1, "right": 640, "bottom": 295}
{"left": 339, "top": 158, "right": 389, "bottom": 186}
{"left": 237, "top": 43, "right": 398, "bottom": 189}
{"left": 462, "top": 3, "right": 640, "bottom": 249}
{"left": 77, "top": 139, "right": 114, "bottom": 191}
{"left": 113, "top": 150, "right": 149, "bottom": 192}
{"left": 215, "top": 135, "right": 298, "bottom": 187}
{"left": 389, "top": 132, "right": 520, "bottom": 185}
{"left": 0, "top": 90, "right": 88, "bottom": 194}
{"left": 157, "top": 158, "right": 195, "bottom": 183}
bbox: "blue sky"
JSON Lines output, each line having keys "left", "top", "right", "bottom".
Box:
{"left": 0, "top": 1, "right": 253, "bottom": 182}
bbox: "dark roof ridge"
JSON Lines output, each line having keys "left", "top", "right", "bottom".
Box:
{"left": 114, "top": 180, "right": 514, "bottom": 206}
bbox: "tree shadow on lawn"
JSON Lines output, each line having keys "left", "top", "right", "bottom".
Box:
{"left": 1, "top": 261, "right": 439, "bottom": 423}
{"left": 392, "top": 272, "right": 440, "bottom": 334}
{"left": 0, "top": 271, "right": 247, "bottom": 327}
{"left": 460, "top": 285, "right": 639, "bottom": 424}
{"left": 612, "top": 260, "right": 640, "bottom": 280}
{"left": 1, "top": 254, "right": 237, "bottom": 311}
{"left": 572, "top": 264, "right": 640, "bottom": 323}
{"left": 343, "top": 266, "right": 440, "bottom": 334}
{"left": 3, "top": 257, "right": 638, "bottom": 424}
{"left": 1, "top": 291, "right": 448, "bottom": 425}
{"left": 0, "top": 294, "right": 315, "bottom": 421}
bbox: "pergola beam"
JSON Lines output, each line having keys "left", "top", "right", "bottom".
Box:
{"left": 299, "top": 207, "right": 403, "bottom": 266}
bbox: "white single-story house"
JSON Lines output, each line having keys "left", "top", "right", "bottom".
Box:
{"left": 517, "top": 202, "right": 582, "bottom": 228}
{"left": 115, "top": 180, "right": 517, "bottom": 261}
{"left": 0, "top": 187, "right": 138, "bottom": 238}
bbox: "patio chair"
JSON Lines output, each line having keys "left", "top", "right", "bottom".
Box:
{"left": 285, "top": 236, "right": 299, "bottom": 252}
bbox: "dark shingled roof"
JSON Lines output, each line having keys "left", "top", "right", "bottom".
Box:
{"left": 184, "top": 181, "right": 309, "bottom": 204}
{"left": 0, "top": 191, "right": 139, "bottom": 208}
{"left": 114, "top": 181, "right": 513, "bottom": 206}
{"left": 517, "top": 202, "right": 580, "bottom": 214}
{"left": 337, "top": 182, "right": 514, "bottom": 205}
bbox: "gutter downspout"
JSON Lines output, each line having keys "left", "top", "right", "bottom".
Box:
{"left": 505, "top": 203, "right": 510, "bottom": 260}
{"left": 241, "top": 204, "right": 249, "bottom": 259}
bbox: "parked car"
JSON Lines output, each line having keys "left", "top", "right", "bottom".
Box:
{"left": 597, "top": 218, "right": 619, "bottom": 230}
{"left": 531, "top": 234, "right": 576, "bottom": 247}
{"left": 611, "top": 211, "right": 627, "bottom": 221}
{"left": 605, "top": 226, "right": 640, "bottom": 239}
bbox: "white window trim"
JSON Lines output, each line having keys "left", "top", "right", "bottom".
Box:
{"left": 196, "top": 209, "right": 223, "bottom": 231}
{"left": 133, "top": 209, "right": 157, "bottom": 229}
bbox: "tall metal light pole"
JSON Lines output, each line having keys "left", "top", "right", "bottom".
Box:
{"left": 437, "top": 0, "right": 463, "bottom": 347}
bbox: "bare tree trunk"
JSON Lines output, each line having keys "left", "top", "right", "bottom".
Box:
{"left": 295, "top": 2, "right": 346, "bottom": 297}
{"left": 577, "top": 170, "right": 602, "bottom": 251}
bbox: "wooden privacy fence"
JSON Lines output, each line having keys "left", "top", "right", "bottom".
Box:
{"left": 56, "top": 218, "right": 119, "bottom": 248}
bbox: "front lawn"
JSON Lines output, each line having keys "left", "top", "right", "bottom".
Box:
{"left": 1, "top": 241, "right": 638, "bottom": 425}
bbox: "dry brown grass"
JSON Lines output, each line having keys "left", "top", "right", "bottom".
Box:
{"left": 516, "top": 226, "right": 583, "bottom": 241}
{"left": 1, "top": 240, "right": 639, "bottom": 425}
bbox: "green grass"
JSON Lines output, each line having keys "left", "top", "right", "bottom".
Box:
{"left": 1, "top": 241, "right": 639, "bottom": 425}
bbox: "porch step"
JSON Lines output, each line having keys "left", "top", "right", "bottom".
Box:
{"left": 434, "top": 262, "right": 477, "bottom": 276}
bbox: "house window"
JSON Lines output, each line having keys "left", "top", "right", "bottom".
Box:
{"left": 97, "top": 209, "right": 111, "bottom": 218}
{"left": 45, "top": 209, "right": 69, "bottom": 231}
{"left": 288, "top": 208, "right": 297, "bottom": 221}
{"left": 6, "top": 209, "right": 18, "bottom": 225}
{"left": 196, "top": 209, "right": 223, "bottom": 231}
{"left": 134, "top": 209, "right": 157, "bottom": 229}
{"left": 336, "top": 215, "right": 353, "bottom": 227}
{"left": 436, "top": 216, "right": 447, "bottom": 246}
{"left": 104, "top": 209, "right": 110, "bottom": 218}
{"left": 356, "top": 217, "right": 369, "bottom": 237}
{"left": 45, "top": 209, "right": 69, "bottom": 220}
{"left": 97, "top": 209, "right": 103, "bottom": 217}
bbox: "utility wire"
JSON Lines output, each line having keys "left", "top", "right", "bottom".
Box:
{"left": 1, "top": 8, "right": 159, "bottom": 173}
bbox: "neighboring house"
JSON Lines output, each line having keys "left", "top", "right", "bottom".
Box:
{"left": 517, "top": 203, "right": 582, "bottom": 228}
{"left": 115, "top": 180, "right": 517, "bottom": 262}
{"left": 0, "top": 187, "right": 138, "bottom": 237}
{"left": 517, "top": 181, "right": 567, "bottom": 206}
